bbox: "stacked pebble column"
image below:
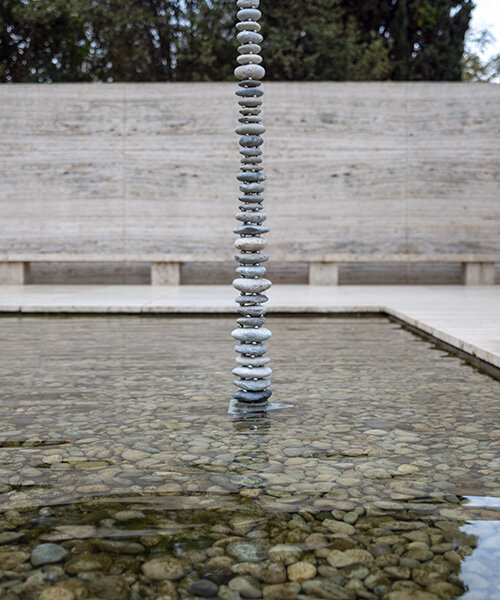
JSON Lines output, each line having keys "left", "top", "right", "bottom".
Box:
{"left": 231, "top": 0, "right": 272, "bottom": 407}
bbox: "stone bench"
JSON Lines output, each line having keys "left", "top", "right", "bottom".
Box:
{"left": 0, "top": 254, "right": 497, "bottom": 285}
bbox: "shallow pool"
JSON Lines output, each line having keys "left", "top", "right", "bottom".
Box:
{"left": 0, "top": 316, "right": 498, "bottom": 599}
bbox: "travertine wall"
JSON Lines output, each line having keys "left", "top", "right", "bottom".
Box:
{"left": 1, "top": 82, "right": 499, "bottom": 283}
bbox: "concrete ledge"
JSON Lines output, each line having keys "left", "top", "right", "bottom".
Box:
{"left": 0, "top": 285, "right": 499, "bottom": 371}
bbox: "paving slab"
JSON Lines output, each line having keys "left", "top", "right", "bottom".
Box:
{"left": 0, "top": 285, "right": 499, "bottom": 369}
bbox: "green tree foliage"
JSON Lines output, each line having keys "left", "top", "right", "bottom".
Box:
{"left": 0, "top": 0, "right": 475, "bottom": 82}
{"left": 462, "top": 28, "right": 500, "bottom": 82}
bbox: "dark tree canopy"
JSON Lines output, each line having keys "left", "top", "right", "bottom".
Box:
{"left": 0, "top": 0, "right": 474, "bottom": 82}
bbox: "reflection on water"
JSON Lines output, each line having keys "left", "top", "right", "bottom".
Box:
{"left": 0, "top": 316, "right": 499, "bottom": 599}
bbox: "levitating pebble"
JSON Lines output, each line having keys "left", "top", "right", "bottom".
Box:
{"left": 236, "top": 88, "right": 264, "bottom": 98}
{"left": 234, "top": 224, "right": 269, "bottom": 235}
{"left": 240, "top": 147, "right": 262, "bottom": 156}
{"left": 232, "top": 366, "right": 272, "bottom": 379}
{"left": 234, "top": 237, "right": 267, "bottom": 251}
{"left": 237, "top": 9, "right": 262, "bottom": 21}
{"left": 31, "top": 543, "right": 69, "bottom": 566}
{"left": 237, "top": 171, "right": 266, "bottom": 183}
{"left": 236, "top": 124, "right": 266, "bottom": 135}
{"left": 239, "top": 79, "right": 262, "bottom": 87}
{"left": 234, "top": 343, "right": 268, "bottom": 355}
{"left": 236, "top": 212, "right": 266, "bottom": 224}
{"left": 234, "top": 378, "right": 271, "bottom": 391}
{"left": 237, "top": 31, "right": 263, "bottom": 44}
{"left": 239, "top": 203, "right": 265, "bottom": 212}
{"left": 234, "top": 293, "right": 269, "bottom": 305}
{"left": 239, "top": 108, "right": 262, "bottom": 115}
{"left": 237, "top": 0, "right": 260, "bottom": 8}
{"left": 236, "top": 266, "right": 267, "bottom": 277}
{"left": 238, "top": 97, "right": 263, "bottom": 107}
{"left": 233, "top": 277, "right": 272, "bottom": 293}
{"left": 236, "top": 355, "right": 270, "bottom": 366}
{"left": 238, "top": 43, "right": 261, "bottom": 54}
{"left": 239, "top": 135, "right": 264, "bottom": 148}
{"left": 236, "top": 317, "right": 266, "bottom": 327}
{"left": 236, "top": 309, "right": 266, "bottom": 321}
{"left": 232, "top": 327, "right": 272, "bottom": 342}
{"left": 233, "top": 389, "right": 272, "bottom": 402}
{"left": 235, "top": 252, "right": 269, "bottom": 264}
{"left": 239, "top": 193, "right": 264, "bottom": 202}
{"left": 240, "top": 151, "right": 262, "bottom": 159}
{"left": 237, "top": 54, "right": 263, "bottom": 65}
{"left": 236, "top": 21, "right": 261, "bottom": 33}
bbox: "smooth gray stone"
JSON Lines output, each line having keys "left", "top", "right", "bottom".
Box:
{"left": 238, "top": 79, "right": 262, "bottom": 87}
{"left": 236, "top": 124, "right": 266, "bottom": 135}
{"left": 237, "top": 54, "right": 263, "bottom": 65}
{"left": 231, "top": 327, "right": 272, "bottom": 342}
{"left": 238, "top": 43, "right": 261, "bottom": 54}
{"left": 239, "top": 135, "right": 263, "bottom": 148}
{"left": 237, "top": 9, "right": 261, "bottom": 21}
{"left": 240, "top": 147, "right": 263, "bottom": 155}
{"left": 239, "top": 185, "right": 265, "bottom": 196}
{"left": 188, "top": 580, "right": 219, "bottom": 598}
{"left": 31, "top": 543, "right": 69, "bottom": 566}
{"left": 239, "top": 108, "right": 261, "bottom": 116}
{"left": 235, "top": 252, "right": 269, "bottom": 264}
{"left": 236, "top": 21, "right": 261, "bottom": 33}
{"left": 241, "top": 166, "right": 263, "bottom": 172}
{"left": 237, "top": 171, "right": 266, "bottom": 183}
{"left": 232, "top": 366, "right": 272, "bottom": 379}
{"left": 239, "top": 194, "right": 264, "bottom": 202}
{"left": 239, "top": 148, "right": 262, "bottom": 157}
{"left": 235, "top": 65, "right": 265, "bottom": 80}
{"left": 236, "top": 355, "right": 270, "bottom": 366}
{"left": 234, "top": 379, "right": 271, "bottom": 391}
{"left": 239, "top": 205, "right": 265, "bottom": 213}
{"left": 237, "top": 0, "right": 259, "bottom": 8}
{"left": 236, "top": 316, "right": 266, "bottom": 327}
{"left": 234, "top": 293, "right": 269, "bottom": 305}
{"left": 236, "top": 266, "right": 267, "bottom": 277}
{"left": 236, "top": 305, "right": 266, "bottom": 316}
{"left": 238, "top": 97, "right": 263, "bottom": 107}
{"left": 233, "top": 277, "right": 271, "bottom": 293}
{"left": 237, "top": 31, "right": 263, "bottom": 44}
{"left": 234, "top": 224, "right": 269, "bottom": 235}
{"left": 234, "top": 343, "right": 267, "bottom": 355}
{"left": 236, "top": 88, "right": 264, "bottom": 98}
{"left": 233, "top": 389, "right": 272, "bottom": 403}
{"left": 239, "top": 118, "right": 263, "bottom": 126}
{"left": 236, "top": 212, "right": 267, "bottom": 223}
{"left": 234, "top": 236, "right": 267, "bottom": 251}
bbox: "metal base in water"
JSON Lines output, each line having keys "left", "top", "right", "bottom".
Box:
{"left": 227, "top": 398, "right": 294, "bottom": 414}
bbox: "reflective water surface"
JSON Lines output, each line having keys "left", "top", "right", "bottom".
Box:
{"left": 0, "top": 316, "right": 499, "bottom": 599}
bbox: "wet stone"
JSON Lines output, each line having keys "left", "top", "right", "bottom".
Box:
{"left": 226, "top": 541, "right": 267, "bottom": 563}
{"left": 31, "top": 543, "right": 69, "bottom": 566}
{"left": 233, "top": 389, "right": 272, "bottom": 403}
{"left": 232, "top": 366, "right": 272, "bottom": 379}
{"left": 142, "top": 556, "right": 190, "bottom": 580}
{"left": 188, "top": 579, "right": 219, "bottom": 597}
{"left": 234, "top": 378, "right": 271, "bottom": 391}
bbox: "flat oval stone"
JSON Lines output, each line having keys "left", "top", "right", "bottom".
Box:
{"left": 235, "top": 252, "right": 269, "bottom": 264}
{"left": 239, "top": 118, "right": 263, "bottom": 126}
{"left": 239, "top": 135, "right": 263, "bottom": 148}
{"left": 236, "top": 124, "right": 266, "bottom": 135}
{"left": 236, "top": 305, "right": 267, "bottom": 316}
{"left": 233, "top": 366, "right": 272, "bottom": 379}
{"left": 234, "top": 389, "right": 272, "bottom": 403}
{"left": 238, "top": 97, "right": 263, "bottom": 107}
{"left": 236, "top": 87, "right": 264, "bottom": 97}
{"left": 237, "top": 171, "right": 266, "bottom": 183}
{"left": 231, "top": 327, "right": 272, "bottom": 342}
{"left": 238, "top": 43, "right": 261, "bottom": 54}
{"left": 236, "top": 355, "right": 270, "bottom": 366}
{"left": 236, "top": 316, "right": 266, "bottom": 327}
{"left": 234, "top": 225, "right": 269, "bottom": 235}
{"left": 233, "top": 278, "right": 272, "bottom": 293}
{"left": 237, "top": 54, "right": 263, "bottom": 65}
{"left": 239, "top": 79, "right": 262, "bottom": 87}
{"left": 239, "top": 148, "right": 262, "bottom": 157}
{"left": 239, "top": 193, "right": 264, "bottom": 201}
{"left": 236, "top": 21, "right": 261, "bottom": 32}
{"left": 240, "top": 149, "right": 263, "bottom": 156}
{"left": 235, "top": 65, "right": 265, "bottom": 81}
{"left": 234, "top": 293, "right": 269, "bottom": 305}
{"left": 237, "top": 9, "right": 261, "bottom": 21}
{"left": 236, "top": 266, "right": 267, "bottom": 277}
{"left": 237, "top": 0, "right": 259, "bottom": 8}
{"left": 241, "top": 165, "right": 264, "bottom": 172}
{"left": 234, "top": 343, "right": 267, "bottom": 355}
{"left": 234, "top": 237, "right": 267, "bottom": 251}
{"left": 236, "top": 31, "right": 263, "bottom": 45}
{"left": 240, "top": 108, "right": 261, "bottom": 116}
{"left": 235, "top": 211, "right": 267, "bottom": 223}
{"left": 234, "top": 379, "right": 271, "bottom": 391}
{"left": 239, "top": 204, "right": 265, "bottom": 212}
{"left": 239, "top": 183, "right": 265, "bottom": 195}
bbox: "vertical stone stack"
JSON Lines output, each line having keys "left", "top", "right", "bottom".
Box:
{"left": 231, "top": 0, "right": 272, "bottom": 406}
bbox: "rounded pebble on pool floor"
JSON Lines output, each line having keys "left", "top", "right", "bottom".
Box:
{"left": 226, "top": 541, "right": 267, "bottom": 562}
{"left": 188, "top": 579, "right": 219, "bottom": 597}
{"left": 39, "top": 587, "right": 75, "bottom": 600}
{"left": 287, "top": 561, "right": 317, "bottom": 582}
{"left": 31, "top": 543, "right": 69, "bottom": 566}
{"left": 142, "top": 556, "right": 190, "bottom": 580}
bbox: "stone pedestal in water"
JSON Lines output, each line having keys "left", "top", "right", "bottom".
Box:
{"left": 231, "top": 0, "right": 272, "bottom": 406}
